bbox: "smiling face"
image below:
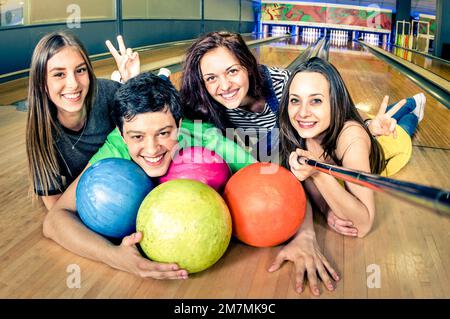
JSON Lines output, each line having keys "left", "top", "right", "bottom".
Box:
{"left": 122, "top": 110, "right": 179, "bottom": 178}
{"left": 287, "top": 72, "right": 331, "bottom": 141}
{"left": 199, "top": 47, "right": 250, "bottom": 109}
{"left": 46, "top": 46, "right": 90, "bottom": 118}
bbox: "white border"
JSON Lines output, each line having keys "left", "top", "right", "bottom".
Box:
{"left": 261, "top": 1, "right": 392, "bottom": 13}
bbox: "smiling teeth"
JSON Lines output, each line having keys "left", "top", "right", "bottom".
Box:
{"left": 64, "top": 93, "right": 81, "bottom": 99}
{"left": 145, "top": 155, "right": 163, "bottom": 163}
{"left": 221, "top": 91, "right": 237, "bottom": 99}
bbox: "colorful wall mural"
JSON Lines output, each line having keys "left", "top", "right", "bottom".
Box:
{"left": 261, "top": 1, "right": 392, "bottom": 32}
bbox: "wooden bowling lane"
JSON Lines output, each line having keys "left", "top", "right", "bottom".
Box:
{"left": 329, "top": 42, "right": 450, "bottom": 150}
{"left": 2, "top": 107, "right": 447, "bottom": 300}
{"left": 0, "top": 37, "right": 308, "bottom": 299}
{"left": 255, "top": 36, "right": 307, "bottom": 68}
{"left": 236, "top": 37, "right": 450, "bottom": 299}
{"left": 325, "top": 41, "right": 450, "bottom": 298}
{"left": 2, "top": 35, "right": 449, "bottom": 299}
{"left": 386, "top": 46, "right": 450, "bottom": 82}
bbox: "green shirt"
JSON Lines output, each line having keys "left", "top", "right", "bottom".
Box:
{"left": 89, "top": 119, "right": 256, "bottom": 173}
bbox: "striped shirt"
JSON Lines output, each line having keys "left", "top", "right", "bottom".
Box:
{"left": 224, "top": 66, "right": 290, "bottom": 160}
{"left": 225, "top": 66, "right": 290, "bottom": 130}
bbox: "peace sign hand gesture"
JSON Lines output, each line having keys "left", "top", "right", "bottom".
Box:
{"left": 367, "top": 96, "right": 406, "bottom": 139}
{"left": 105, "top": 35, "right": 140, "bottom": 82}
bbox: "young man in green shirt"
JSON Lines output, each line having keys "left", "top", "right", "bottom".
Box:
{"left": 90, "top": 116, "right": 253, "bottom": 173}
{"left": 43, "top": 72, "right": 255, "bottom": 280}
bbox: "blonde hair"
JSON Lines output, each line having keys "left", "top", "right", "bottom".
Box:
{"left": 26, "top": 31, "right": 96, "bottom": 198}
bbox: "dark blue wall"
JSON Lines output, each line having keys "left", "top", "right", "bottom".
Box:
{"left": 241, "top": 21, "right": 254, "bottom": 33}
{"left": 435, "top": 0, "right": 450, "bottom": 59}
{"left": 204, "top": 20, "right": 240, "bottom": 33}
{"left": 203, "top": 20, "right": 253, "bottom": 34}
{"left": 0, "top": 17, "right": 256, "bottom": 83}
{"left": 395, "top": 0, "right": 412, "bottom": 22}
{"left": 122, "top": 20, "right": 203, "bottom": 47}
{"left": 0, "top": 21, "right": 117, "bottom": 82}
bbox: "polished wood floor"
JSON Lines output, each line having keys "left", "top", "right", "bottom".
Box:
{"left": 0, "top": 35, "right": 449, "bottom": 299}
{"left": 389, "top": 45, "right": 450, "bottom": 82}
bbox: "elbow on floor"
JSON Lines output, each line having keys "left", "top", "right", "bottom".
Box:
{"left": 42, "top": 213, "right": 55, "bottom": 239}
{"left": 356, "top": 221, "right": 374, "bottom": 238}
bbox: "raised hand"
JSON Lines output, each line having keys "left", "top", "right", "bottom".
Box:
{"left": 367, "top": 96, "right": 406, "bottom": 138}
{"left": 113, "top": 231, "right": 188, "bottom": 280}
{"left": 105, "top": 35, "right": 140, "bottom": 82}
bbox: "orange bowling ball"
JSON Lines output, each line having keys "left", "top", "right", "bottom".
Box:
{"left": 223, "top": 162, "right": 306, "bottom": 247}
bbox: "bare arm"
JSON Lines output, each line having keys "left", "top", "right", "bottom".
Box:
{"left": 290, "top": 125, "right": 375, "bottom": 237}
{"left": 42, "top": 167, "right": 117, "bottom": 263}
{"left": 41, "top": 194, "right": 62, "bottom": 210}
{"left": 43, "top": 164, "right": 188, "bottom": 279}
{"left": 310, "top": 125, "right": 375, "bottom": 237}
{"left": 304, "top": 179, "right": 358, "bottom": 237}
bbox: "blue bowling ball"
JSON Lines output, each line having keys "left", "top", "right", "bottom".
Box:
{"left": 76, "top": 158, "right": 155, "bottom": 238}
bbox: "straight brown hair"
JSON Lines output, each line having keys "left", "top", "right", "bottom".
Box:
{"left": 279, "top": 57, "right": 386, "bottom": 174}
{"left": 26, "top": 31, "right": 96, "bottom": 197}
{"left": 180, "top": 31, "right": 264, "bottom": 131}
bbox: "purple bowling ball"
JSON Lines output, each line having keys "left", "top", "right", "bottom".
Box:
{"left": 158, "top": 146, "right": 231, "bottom": 192}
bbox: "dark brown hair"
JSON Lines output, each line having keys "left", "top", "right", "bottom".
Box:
{"left": 180, "top": 31, "right": 264, "bottom": 131}
{"left": 26, "top": 31, "right": 96, "bottom": 197}
{"left": 279, "top": 57, "right": 386, "bottom": 174}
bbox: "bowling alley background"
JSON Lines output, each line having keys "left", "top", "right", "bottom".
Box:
{"left": 0, "top": 0, "right": 449, "bottom": 301}
{"left": 0, "top": 0, "right": 257, "bottom": 83}
{"left": 0, "top": 0, "right": 446, "bottom": 84}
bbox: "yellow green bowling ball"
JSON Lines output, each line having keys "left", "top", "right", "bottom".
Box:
{"left": 136, "top": 179, "right": 232, "bottom": 273}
